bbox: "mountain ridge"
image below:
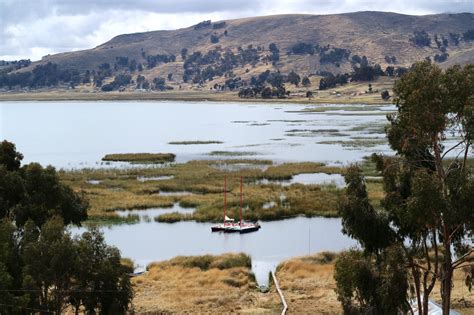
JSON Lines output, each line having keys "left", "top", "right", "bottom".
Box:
{"left": 2, "top": 11, "right": 472, "bottom": 94}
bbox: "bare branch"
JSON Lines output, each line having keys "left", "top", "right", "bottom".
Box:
{"left": 453, "top": 249, "right": 474, "bottom": 268}
{"left": 441, "top": 140, "right": 465, "bottom": 160}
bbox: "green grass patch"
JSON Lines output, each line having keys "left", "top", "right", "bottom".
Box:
{"left": 102, "top": 153, "right": 176, "bottom": 163}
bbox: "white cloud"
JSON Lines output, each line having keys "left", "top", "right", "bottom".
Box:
{"left": 0, "top": 0, "right": 472, "bottom": 61}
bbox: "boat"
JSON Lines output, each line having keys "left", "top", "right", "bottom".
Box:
{"left": 211, "top": 176, "right": 261, "bottom": 234}
{"left": 210, "top": 216, "right": 237, "bottom": 232}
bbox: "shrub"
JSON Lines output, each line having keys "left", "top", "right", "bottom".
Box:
{"left": 410, "top": 30, "right": 431, "bottom": 47}
{"left": 210, "top": 34, "right": 220, "bottom": 44}
{"left": 290, "top": 42, "right": 316, "bottom": 55}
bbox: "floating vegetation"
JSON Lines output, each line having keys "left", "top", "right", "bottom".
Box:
{"left": 102, "top": 153, "right": 176, "bottom": 163}
{"left": 208, "top": 151, "right": 259, "bottom": 157}
{"left": 285, "top": 105, "right": 386, "bottom": 113}
{"left": 317, "top": 138, "right": 386, "bottom": 148}
{"left": 348, "top": 123, "right": 387, "bottom": 134}
{"left": 248, "top": 123, "right": 270, "bottom": 126}
{"left": 168, "top": 140, "right": 223, "bottom": 145}
{"left": 267, "top": 119, "right": 310, "bottom": 123}
{"left": 285, "top": 128, "right": 351, "bottom": 138}
{"left": 232, "top": 120, "right": 254, "bottom": 124}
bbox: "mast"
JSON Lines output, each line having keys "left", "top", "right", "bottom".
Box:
{"left": 240, "top": 176, "right": 243, "bottom": 227}
{"left": 224, "top": 175, "right": 227, "bottom": 224}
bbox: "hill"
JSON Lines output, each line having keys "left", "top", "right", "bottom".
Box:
{"left": 1, "top": 11, "right": 473, "bottom": 95}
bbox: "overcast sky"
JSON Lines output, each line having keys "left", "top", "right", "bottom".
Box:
{"left": 1, "top": 0, "right": 472, "bottom": 61}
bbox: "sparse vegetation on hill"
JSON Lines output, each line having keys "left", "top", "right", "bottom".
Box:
{"left": 1, "top": 12, "right": 472, "bottom": 95}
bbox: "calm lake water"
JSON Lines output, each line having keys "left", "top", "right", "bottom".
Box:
{"left": 0, "top": 101, "right": 394, "bottom": 168}
{"left": 73, "top": 216, "right": 356, "bottom": 286}
{"left": 3, "top": 100, "right": 381, "bottom": 285}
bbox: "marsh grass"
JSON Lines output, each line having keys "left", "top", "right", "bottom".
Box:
{"left": 150, "top": 253, "right": 252, "bottom": 271}
{"left": 348, "top": 122, "right": 387, "bottom": 134}
{"left": 132, "top": 253, "right": 276, "bottom": 313}
{"left": 208, "top": 151, "right": 259, "bottom": 156}
{"left": 84, "top": 213, "right": 140, "bottom": 226}
{"left": 61, "top": 159, "right": 346, "bottom": 224}
{"left": 154, "top": 212, "right": 192, "bottom": 223}
{"left": 286, "top": 105, "right": 384, "bottom": 113}
{"left": 317, "top": 138, "right": 386, "bottom": 148}
{"left": 169, "top": 140, "right": 223, "bottom": 145}
{"left": 102, "top": 153, "right": 176, "bottom": 163}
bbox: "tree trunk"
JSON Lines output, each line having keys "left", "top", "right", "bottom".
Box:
{"left": 411, "top": 262, "right": 423, "bottom": 315}
{"left": 422, "top": 290, "right": 429, "bottom": 315}
{"left": 441, "top": 234, "right": 453, "bottom": 314}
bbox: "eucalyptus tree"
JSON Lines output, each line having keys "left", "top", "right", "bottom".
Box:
{"left": 0, "top": 141, "right": 133, "bottom": 313}
{"left": 337, "top": 62, "right": 474, "bottom": 314}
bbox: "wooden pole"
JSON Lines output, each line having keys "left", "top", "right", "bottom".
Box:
{"left": 240, "top": 176, "right": 243, "bottom": 227}
{"left": 224, "top": 175, "right": 227, "bottom": 224}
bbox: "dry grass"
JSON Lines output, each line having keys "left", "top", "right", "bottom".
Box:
{"left": 132, "top": 254, "right": 280, "bottom": 314}
{"left": 0, "top": 85, "right": 391, "bottom": 105}
{"left": 431, "top": 269, "right": 474, "bottom": 314}
{"left": 275, "top": 252, "right": 342, "bottom": 314}
{"left": 275, "top": 252, "right": 474, "bottom": 315}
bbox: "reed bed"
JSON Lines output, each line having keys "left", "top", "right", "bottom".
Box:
{"left": 60, "top": 159, "right": 348, "bottom": 224}
{"left": 102, "top": 153, "right": 176, "bottom": 163}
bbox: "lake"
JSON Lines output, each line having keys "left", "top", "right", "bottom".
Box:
{"left": 0, "top": 101, "right": 394, "bottom": 168}
{"left": 72, "top": 216, "right": 356, "bottom": 286}
{"left": 3, "top": 100, "right": 388, "bottom": 285}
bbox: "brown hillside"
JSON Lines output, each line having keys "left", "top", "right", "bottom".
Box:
{"left": 24, "top": 11, "right": 474, "bottom": 82}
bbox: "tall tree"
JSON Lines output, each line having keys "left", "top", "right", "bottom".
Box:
{"left": 337, "top": 62, "right": 474, "bottom": 314}
{"left": 0, "top": 141, "right": 133, "bottom": 313}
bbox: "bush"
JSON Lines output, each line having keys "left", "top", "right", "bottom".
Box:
{"left": 434, "top": 53, "right": 449, "bottom": 63}
{"left": 410, "top": 30, "right": 431, "bottom": 47}
{"left": 381, "top": 90, "right": 390, "bottom": 100}
{"left": 210, "top": 34, "right": 220, "bottom": 44}
{"left": 302, "top": 76, "right": 311, "bottom": 86}
{"left": 290, "top": 42, "right": 316, "bottom": 55}
{"left": 194, "top": 20, "right": 211, "bottom": 30}
{"left": 213, "top": 21, "right": 226, "bottom": 29}
{"left": 320, "top": 48, "right": 350, "bottom": 64}
{"left": 463, "top": 29, "right": 474, "bottom": 41}
{"left": 101, "top": 83, "right": 114, "bottom": 92}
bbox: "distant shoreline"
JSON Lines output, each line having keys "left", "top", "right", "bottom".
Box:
{"left": 0, "top": 90, "right": 389, "bottom": 105}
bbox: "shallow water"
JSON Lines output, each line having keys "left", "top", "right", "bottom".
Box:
{"left": 137, "top": 175, "right": 174, "bottom": 182}
{"left": 72, "top": 216, "right": 356, "bottom": 286}
{"left": 0, "top": 101, "right": 395, "bottom": 168}
{"left": 115, "top": 203, "right": 195, "bottom": 222}
{"left": 257, "top": 173, "right": 346, "bottom": 187}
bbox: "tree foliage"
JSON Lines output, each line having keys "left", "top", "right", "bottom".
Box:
{"left": 0, "top": 141, "right": 134, "bottom": 314}
{"left": 336, "top": 62, "right": 474, "bottom": 314}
